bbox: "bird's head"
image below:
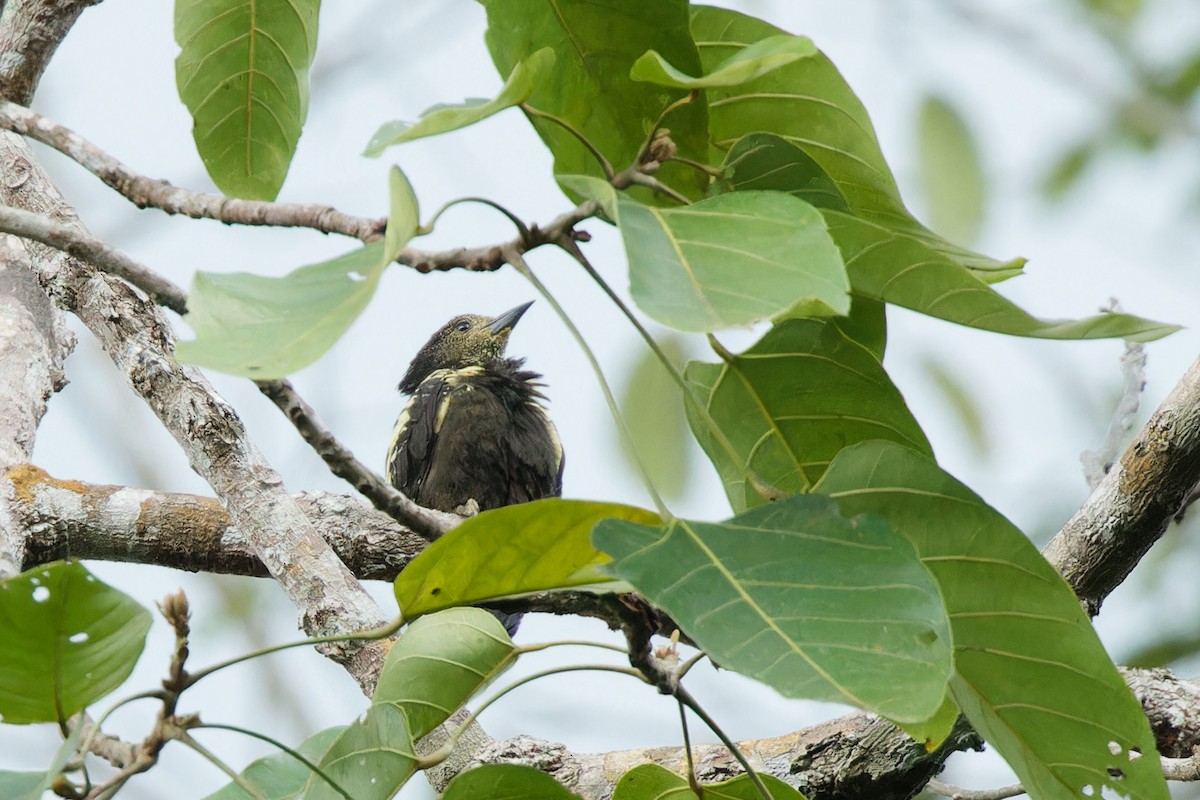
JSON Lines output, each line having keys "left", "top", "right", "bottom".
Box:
{"left": 398, "top": 301, "right": 533, "bottom": 393}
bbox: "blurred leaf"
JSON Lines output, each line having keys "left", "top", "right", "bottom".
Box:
{"left": 480, "top": 0, "right": 709, "bottom": 202}
{"left": 718, "top": 133, "right": 850, "bottom": 213}
{"left": 816, "top": 442, "right": 1168, "bottom": 800}
{"left": 619, "top": 191, "right": 849, "bottom": 331}
{"left": 0, "top": 562, "right": 150, "bottom": 724}
{"left": 619, "top": 335, "right": 692, "bottom": 500}
{"left": 373, "top": 608, "right": 517, "bottom": 741}
{"left": 557, "top": 174, "right": 619, "bottom": 221}
{"left": 824, "top": 210, "right": 1179, "bottom": 341}
{"left": 684, "top": 313, "right": 929, "bottom": 512}
{"left": 204, "top": 726, "right": 345, "bottom": 800}
{"left": 594, "top": 493, "right": 953, "bottom": 726}
{"left": 384, "top": 166, "right": 419, "bottom": 265}
{"left": 1078, "top": 0, "right": 1142, "bottom": 24}
{"left": 364, "top": 48, "right": 556, "bottom": 156}
{"left": 174, "top": 0, "right": 319, "bottom": 200}
{"left": 177, "top": 241, "right": 386, "bottom": 378}
{"left": 1125, "top": 632, "right": 1200, "bottom": 669}
{"left": 0, "top": 722, "right": 82, "bottom": 800}
{"left": 442, "top": 764, "right": 584, "bottom": 799}
{"left": 630, "top": 34, "right": 817, "bottom": 89}
{"left": 394, "top": 499, "right": 658, "bottom": 620}
{"left": 1042, "top": 140, "right": 1099, "bottom": 200}
{"left": 921, "top": 357, "right": 990, "bottom": 456}
{"left": 693, "top": 6, "right": 1022, "bottom": 284}
{"left": 303, "top": 704, "right": 416, "bottom": 800}
{"left": 614, "top": 764, "right": 807, "bottom": 799}
{"left": 916, "top": 96, "right": 985, "bottom": 247}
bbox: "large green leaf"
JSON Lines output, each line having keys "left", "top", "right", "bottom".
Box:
{"left": 718, "top": 133, "right": 850, "bottom": 214}
{"left": 203, "top": 726, "right": 345, "bottom": 800}
{"left": 394, "top": 500, "right": 658, "bottom": 621}
{"left": 303, "top": 704, "right": 416, "bottom": 800}
{"left": 815, "top": 442, "right": 1168, "bottom": 800}
{"left": 0, "top": 562, "right": 150, "bottom": 724}
{"left": 372, "top": 608, "right": 518, "bottom": 741}
{"left": 614, "top": 764, "right": 806, "bottom": 799}
{"left": 824, "top": 210, "right": 1180, "bottom": 341}
{"left": 684, "top": 310, "right": 929, "bottom": 513}
{"left": 593, "top": 494, "right": 952, "bottom": 725}
{"left": 479, "top": 0, "right": 708, "bottom": 201}
{"left": 630, "top": 34, "right": 817, "bottom": 89}
{"left": 618, "top": 191, "right": 848, "bottom": 331}
{"left": 619, "top": 335, "right": 693, "bottom": 501}
{"left": 916, "top": 96, "right": 985, "bottom": 247}
{"left": 364, "top": 48, "right": 556, "bottom": 156}
{"left": 177, "top": 241, "right": 387, "bottom": 378}
{"left": 691, "top": 6, "right": 1021, "bottom": 283}
{"left": 175, "top": 0, "right": 319, "bottom": 200}
{"left": 442, "top": 764, "right": 583, "bottom": 799}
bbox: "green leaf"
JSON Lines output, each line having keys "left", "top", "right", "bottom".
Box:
{"left": 479, "top": 0, "right": 709, "bottom": 202}
{"left": 384, "top": 166, "right": 419, "bottom": 265}
{"left": 0, "top": 722, "right": 83, "bottom": 800}
{"left": 619, "top": 191, "right": 848, "bottom": 331}
{"left": 593, "top": 494, "right": 953, "bottom": 725}
{"left": 0, "top": 562, "right": 150, "bottom": 724}
{"left": 718, "top": 133, "right": 850, "bottom": 213}
{"left": 614, "top": 764, "right": 806, "bottom": 799}
{"left": 557, "top": 174, "right": 618, "bottom": 221}
{"left": 303, "top": 704, "right": 417, "bottom": 800}
{"left": 692, "top": 6, "right": 1022, "bottom": 284}
{"left": 619, "top": 335, "right": 693, "bottom": 500}
{"left": 916, "top": 96, "right": 985, "bottom": 247}
{"left": 203, "top": 726, "right": 345, "bottom": 800}
{"left": 174, "top": 0, "right": 319, "bottom": 200}
{"left": 364, "top": 48, "right": 556, "bottom": 156}
{"left": 373, "top": 608, "right": 518, "bottom": 741}
{"left": 823, "top": 210, "right": 1180, "bottom": 341}
{"left": 177, "top": 241, "right": 387, "bottom": 378}
{"left": 442, "top": 764, "right": 584, "bottom": 799}
{"left": 684, "top": 312, "right": 929, "bottom": 512}
{"left": 630, "top": 34, "right": 817, "bottom": 89}
{"left": 815, "top": 442, "right": 1169, "bottom": 800}
{"left": 394, "top": 499, "right": 658, "bottom": 620}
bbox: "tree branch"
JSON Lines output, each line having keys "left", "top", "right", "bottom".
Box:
{"left": 0, "top": 0, "right": 97, "bottom": 105}
{"left": 1043, "top": 355, "right": 1200, "bottom": 613}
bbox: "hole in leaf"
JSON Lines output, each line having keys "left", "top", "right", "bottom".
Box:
{"left": 32, "top": 586, "right": 50, "bottom": 603}
{"left": 69, "top": 632, "right": 89, "bottom": 644}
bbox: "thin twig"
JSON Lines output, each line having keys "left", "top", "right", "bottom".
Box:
{"left": 924, "top": 778, "right": 1026, "bottom": 800}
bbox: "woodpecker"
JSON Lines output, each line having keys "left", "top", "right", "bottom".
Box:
{"left": 386, "top": 301, "right": 564, "bottom": 634}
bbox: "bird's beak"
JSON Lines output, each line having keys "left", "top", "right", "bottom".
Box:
{"left": 486, "top": 301, "right": 534, "bottom": 336}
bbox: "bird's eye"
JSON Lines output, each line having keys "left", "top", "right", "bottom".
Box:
{"left": 454, "top": 320, "right": 471, "bottom": 332}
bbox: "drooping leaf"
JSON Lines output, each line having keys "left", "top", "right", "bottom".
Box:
{"left": 302, "top": 704, "right": 417, "bottom": 800}
{"left": 364, "top": 48, "right": 556, "bottom": 156}
{"left": 916, "top": 96, "right": 986, "bottom": 247}
{"left": 372, "top": 608, "right": 517, "bottom": 741}
{"left": 174, "top": 0, "right": 319, "bottom": 200}
{"left": 618, "top": 335, "right": 693, "bottom": 501}
{"left": 0, "top": 562, "right": 150, "bottom": 724}
{"left": 614, "top": 764, "right": 807, "bottom": 800}
{"left": 394, "top": 499, "right": 658, "bottom": 620}
{"left": 203, "top": 726, "right": 345, "bottom": 800}
{"left": 479, "top": 0, "right": 709, "bottom": 202}
{"left": 442, "top": 764, "right": 585, "bottom": 799}
{"left": 618, "top": 191, "right": 848, "bottom": 331}
{"left": 383, "top": 166, "right": 420, "bottom": 265}
{"left": 823, "top": 210, "right": 1179, "bottom": 341}
{"left": 594, "top": 494, "right": 953, "bottom": 726}
{"left": 692, "top": 6, "right": 1022, "bottom": 284}
{"left": 177, "top": 241, "right": 387, "bottom": 378}
{"left": 684, "top": 311, "right": 929, "bottom": 512}
{"left": 630, "top": 34, "right": 817, "bottom": 89}
{"left": 815, "top": 442, "right": 1168, "bottom": 800}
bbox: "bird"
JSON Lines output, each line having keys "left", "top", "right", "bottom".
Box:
{"left": 385, "top": 301, "right": 563, "bottom": 635}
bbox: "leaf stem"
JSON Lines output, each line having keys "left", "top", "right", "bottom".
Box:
{"left": 520, "top": 104, "right": 615, "bottom": 179}
{"left": 515, "top": 639, "right": 630, "bottom": 656}
{"left": 423, "top": 196, "right": 531, "bottom": 241}
{"left": 175, "top": 730, "right": 269, "bottom": 800}
{"left": 675, "top": 685, "right": 773, "bottom": 800}
{"left": 503, "top": 246, "right": 673, "bottom": 521}
{"left": 184, "top": 616, "right": 403, "bottom": 688}
{"left": 192, "top": 722, "right": 353, "bottom": 800}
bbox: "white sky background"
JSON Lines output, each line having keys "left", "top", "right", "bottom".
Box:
{"left": 4, "top": 0, "right": 1200, "bottom": 797}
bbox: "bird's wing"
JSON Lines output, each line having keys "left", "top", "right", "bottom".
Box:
{"left": 385, "top": 369, "right": 456, "bottom": 503}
